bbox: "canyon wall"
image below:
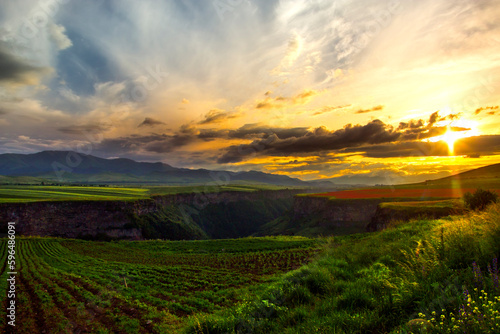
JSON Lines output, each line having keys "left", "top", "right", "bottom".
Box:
{"left": 292, "top": 196, "right": 384, "bottom": 227}
{"left": 0, "top": 189, "right": 301, "bottom": 239}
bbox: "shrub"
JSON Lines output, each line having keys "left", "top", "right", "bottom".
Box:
{"left": 463, "top": 189, "right": 498, "bottom": 211}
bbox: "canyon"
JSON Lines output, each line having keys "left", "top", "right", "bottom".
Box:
{"left": 0, "top": 190, "right": 419, "bottom": 240}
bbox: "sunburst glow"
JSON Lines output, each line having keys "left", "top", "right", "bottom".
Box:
{"left": 426, "top": 119, "right": 480, "bottom": 155}
{"left": 441, "top": 128, "right": 462, "bottom": 154}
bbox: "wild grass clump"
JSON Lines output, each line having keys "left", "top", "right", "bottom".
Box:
{"left": 463, "top": 188, "right": 498, "bottom": 211}
{"left": 417, "top": 260, "right": 500, "bottom": 333}
{"left": 398, "top": 203, "right": 500, "bottom": 333}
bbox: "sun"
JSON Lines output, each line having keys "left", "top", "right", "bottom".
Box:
{"left": 441, "top": 128, "right": 462, "bottom": 154}
{"left": 425, "top": 117, "right": 480, "bottom": 155}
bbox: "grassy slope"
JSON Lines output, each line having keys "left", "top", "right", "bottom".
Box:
{"left": 377, "top": 199, "right": 466, "bottom": 220}
{"left": 188, "top": 203, "right": 500, "bottom": 333}
{"left": 301, "top": 163, "right": 500, "bottom": 201}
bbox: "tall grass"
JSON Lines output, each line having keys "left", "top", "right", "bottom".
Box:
{"left": 185, "top": 203, "right": 500, "bottom": 334}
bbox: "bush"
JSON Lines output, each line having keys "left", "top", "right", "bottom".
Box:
{"left": 463, "top": 189, "right": 498, "bottom": 211}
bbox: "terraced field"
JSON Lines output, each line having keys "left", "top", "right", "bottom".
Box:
{"left": 0, "top": 237, "right": 320, "bottom": 333}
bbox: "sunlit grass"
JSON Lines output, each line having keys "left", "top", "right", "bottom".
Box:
{"left": 185, "top": 202, "right": 500, "bottom": 333}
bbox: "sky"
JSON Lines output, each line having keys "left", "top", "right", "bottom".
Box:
{"left": 0, "top": 0, "right": 500, "bottom": 184}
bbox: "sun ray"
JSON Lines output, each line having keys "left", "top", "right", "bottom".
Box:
{"left": 424, "top": 117, "right": 480, "bottom": 156}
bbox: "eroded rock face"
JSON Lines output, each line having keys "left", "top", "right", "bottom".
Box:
{"left": 292, "top": 196, "right": 383, "bottom": 227}
{"left": 0, "top": 200, "right": 141, "bottom": 239}
{"left": 0, "top": 189, "right": 301, "bottom": 240}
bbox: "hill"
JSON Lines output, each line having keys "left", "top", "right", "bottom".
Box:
{"left": 0, "top": 151, "right": 307, "bottom": 186}
{"left": 424, "top": 163, "right": 500, "bottom": 184}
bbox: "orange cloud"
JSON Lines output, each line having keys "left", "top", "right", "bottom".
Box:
{"left": 355, "top": 105, "right": 384, "bottom": 114}
{"left": 313, "top": 104, "right": 351, "bottom": 116}
{"left": 255, "top": 89, "right": 320, "bottom": 110}
{"left": 475, "top": 106, "right": 499, "bottom": 115}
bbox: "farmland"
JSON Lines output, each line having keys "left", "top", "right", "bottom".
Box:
{"left": 0, "top": 236, "right": 320, "bottom": 333}
{"left": 0, "top": 184, "right": 296, "bottom": 204}
{"left": 0, "top": 186, "right": 149, "bottom": 203}
{"left": 312, "top": 187, "right": 486, "bottom": 200}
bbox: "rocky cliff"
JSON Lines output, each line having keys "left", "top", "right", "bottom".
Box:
{"left": 292, "top": 196, "right": 384, "bottom": 227}
{"left": 0, "top": 189, "right": 301, "bottom": 239}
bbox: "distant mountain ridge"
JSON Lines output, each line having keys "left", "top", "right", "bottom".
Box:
{"left": 0, "top": 151, "right": 308, "bottom": 186}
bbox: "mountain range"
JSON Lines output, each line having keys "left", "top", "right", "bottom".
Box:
{"left": 0, "top": 151, "right": 313, "bottom": 186}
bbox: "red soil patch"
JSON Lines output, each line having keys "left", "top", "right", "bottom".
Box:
{"left": 315, "top": 188, "right": 487, "bottom": 199}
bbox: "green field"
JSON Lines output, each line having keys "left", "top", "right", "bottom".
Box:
{"left": 0, "top": 236, "right": 320, "bottom": 333}
{"left": 379, "top": 199, "right": 464, "bottom": 214}
{"left": 0, "top": 184, "right": 297, "bottom": 203}
{"left": 0, "top": 186, "right": 149, "bottom": 203}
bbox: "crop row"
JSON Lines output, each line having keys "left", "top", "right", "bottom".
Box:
{"left": 0, "top": 237, "right": 319, "bottom": 333}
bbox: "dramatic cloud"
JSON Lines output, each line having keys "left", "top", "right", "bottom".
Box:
{"left": 228, "top": 124, "right": 309, "bottom": 140}
{"left": 340, "top": 135, "right": 500, "bottom": 158}
{"left": 96, "top": 131, "right": 197, "bottom": 155}
{"left": 58, "top": 123, "right": 111, "bottom": 135}
{"left": 427, "top": 111, "right": 461, "bottom": 126}
{"left": 1, "top": 0, "right": 500, "bottom": 181}
{"left": 138, "top": 117, "right": 166, "bottom": 127}
{"left": 217, "top": 111, "right": 475, "bottom": 163}
{"left": 198, "top": 109, "right": 239, "bottom": 125}
{"left": 0, "top": 44, "right": 50, "bottom": 85}
{"left": 218, "top": 119, "right": 401, "bottom": 163}
{"left": 355, "top": 105, "right": 384, "bottom": 114}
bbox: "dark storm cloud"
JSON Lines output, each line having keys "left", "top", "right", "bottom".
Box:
{"left": 228, "top": 124, "right": 309, "bottom": 139}
{"left": 96, "top": 134, "right": 182, "bottom": 155}
{"left": 58, "top": 123, "right": 111, "bottom": 134}
{"left": 396, "top": 111, "right": 469, "bottom": 141}
{"left": 355, "top": 105, "right": 384, "bottom": 114}
{"left": 428, "top": 111, "right": 440, "bottom": 125}
{"left": 454, "top": 135, "right": 500, "bottom": 156}
{"left": 397, "top": 119, "right": 424, "bottom": 130}
{"left": 0, "top": 44, "right": 48, "bottom": 84}
{"left": 339, "top": 135, "right": 500, "bottom": 158}
{"left": 138, "top": 117, "right": 166, "bottom": 127}
{"left": 217, "top": 119, "right": 400, "bottom": 163}
{"left": 428, "top": 111, "right": 461, "bottom": 125}
{"left": 194, "top": 124, "right": 309, "bottom": 141}
{"left": 94, "top": 122, "right": 311, "bottom": 155}
{"left": 340, "top": 141, "right": 450, "bottom": 158}
{"left": 216, "top": 112, "right": 475, "bottom": 163}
